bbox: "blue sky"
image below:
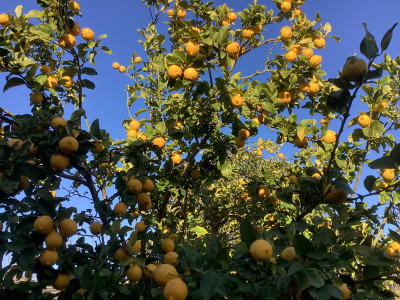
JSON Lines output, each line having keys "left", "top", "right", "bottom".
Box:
{"left": 1, "top": 0, "right": 400, "bottom": 203}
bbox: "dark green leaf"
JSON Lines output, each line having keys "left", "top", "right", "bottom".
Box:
{"left": 293, "top": 234, "right": 314, "bottom": 259}
{"left": 199, "top": 271, "right": 222, "bottom": 300}
{"left": 304, "top": 268, "right": 324, "bottom": 288}
{"left": 363, "top": 265, "right": 379, "bottom": 279}
{"left": 360, "top": 23, "right": 378, "bottom": 59}
{"left": 364, "top": 175, "right": 376, "bottom": 192}
{"left": 82, "top": 79, "right": 95, "bottom": 90}
{"left": 369, "top": 156, "right": 395, "bottom": 169}
{"left": 389, "top": 229, "right": 400, "bottom": 243}
{"left": 82, "top": 67, "right": 98, "bottom": 76}
{"left": 3, "top": 77, "right": 26, "bottom": 92}
{"left": 288, "top": 261, "right": 304, "bottom": 276}
{"left": 90, "top": 119, "right": 101, "bottom": 140}
{"left": 365, "top": 68, "right": 383, "bottom": 80}
{"left": 389, "top": 143, "right": 400, "bottom": 165}
{"left": 240, "top": 219, "right": 256, "bottom": 247}
{"left": 100, "top": 46, "right": 112, "bottom": 55}
{"left": 381, "top": 23, "right": 398, "bottom": 51}
{"left": 327, "top": 78, "right": 354, "bottom": 90}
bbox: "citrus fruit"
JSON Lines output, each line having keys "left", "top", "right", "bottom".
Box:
{"left": 302, "top": 48, "right": 313, "bottom": 59}
{"left": 325, "top": 188, "right": 348, "bottom": 204}
{"left": 185, "top": 41, "right": 200, "bottom": 56}
{"left": 53, "top": 273, "right": 70, "bottom": 290}
{"left": 135, "top": 221, "right": 146, "bottom": 233}
{"left": 137, "top": 193, "right": 152, "bottom": 211}
{"left": 278, "top": 153, "right": 284, "bottom": 159}
{"left": 34, "top": 215, "right": 54, "bottom": 235}
{"left": 235, "top": 137, "right": 246, "bottom": 148}
{"left": 295, "top": 8, "right": 302, "bottom": 16}
{"left": 164, "top": 278, "right": 188, "bottom": 300}
{"left": 161, "top": 238, "right": 175, "bottom": 253}
{"left": 291, "top": 44, "right": 302, "bottom": 54}
{"left": 69, "top": 21, "right": 81, "bottom": 36}
{"left": 130, "top": 119, "right": 140, "bottom": 131}
{"left": 226, "top": 42, "right": 240, "bottom": 57}
{"left": 322, "top": 130, "right": 336, "bottom": 143}
{"left": 250, "top": 239, "right": 273, "bottom": 262}
{"left": 320, "top": 117, "right": 330, "bottom": 125}
{"left": 39, "top": 250, "right": 58, "bottom": 266}
{"left": 258, "top": 186, "right": 270, "bottom": 199}
{"left": 59, "top": 34, "right": 76, "bottom": 50}
{"left": 68, "top": 1, "right": 80, "bottom": 12}
{"left": 112, "top": 62, "right": 120, "bottom": 69}
{"left": 50, "top": 153, "right": 70, "bottom": 171}
{"left": 153, "top": 136, "right": 166, "bottom": 147}
{"left": 294, "top": 137, "right": 308, "bottom": 148}
{"left": 227, "top": 12, "right": 237, "bottom": 22}
{"left": 59, "top": 136, "right": 79, "bottom": 154}
{"left": 127, "top": 178, "right": 142, "bottom": 194}
{"left": 281, "top": 246, "right": 297, "bottom": 261}
{"left": 280, "top": 1, "right": 292, "bottom": 12}
{"left": 285, "top": 50, "right": 297, "bottom": 62}
{"left": 58, "top": 219, "right": 77, "bottom": 237}
{"left": 40, "top": 65, "right": 51, "bottom": 74}
{"left": 242, "top": 28, "right": 255, "bottom": 39}
{"left": 386, "top": 247, "right": 395, "bottom": 258}
{"left": 45, "top": 76, "right": 58, "bottom": 89}
{"left": 7, "top": 138, "right": 23, "bottom": 151}
{"left": 191, "top": 169, "right": 201, "bottom": 179}
{"left": 81, "top": 28, "right": 94, "bottom": 41}
{"left": 253, "top": 24, "right": 262, "bottom": 33}
{"left": 153, "top": 264, "right": 178, "bottom": 286}
{"left": 336, "top": 283, "right": 351, "bottom": 300}
{"left": 134, "top": 57, "right": 142, "bottom": 63}
{"left": 168, "top": 65, "right": 183, "bottom": 79}
{"left": 341, "top": 56, "right": 368, "bottom": 82}
{"left": 382, "top": 169, "right": 396, "bottom": 182}
{"left": 30, "top": 92, "right": 43, "bottom": 105}
{"left": 313, "top": 36, "right": 326, "bottom": 49}
{"left": 118, "top": 65, "right": 126, "bottom": 73}
{"left": 127, "top": 265, "right": 142, "bottom": 282}
{"left": 171, "top": 152, "right": 182, "bottom": 164}
{"left": 308, "top": 82, "right": 319, "bottom": 93}
{"left": 61, "top": 76, "right": 73, "bottom": 88}
{"left": 164, "top": 251, "right": 179, "bottom": 266}
{"left": 141, "top": 179, "right": 154, "bottom": 192}
{"left": 167, "top": 9, "right": 174, "bottom": 17}
{"left": 309, "top": 55, "right": 322, "bottom": 67}
{"left": 183, "top": 67, "right": 198, "bottom": 81}
{"left": 0, "top": 14, "right": 10, "bottom": 26}
{"left": 231, "top": 94, "right": 244, "bottom": 107}
{"left": 114, "top": 202, "right": 127, "bottom": 216}
{"left": 280, "top": 26, "right": 292, "bottom": 41}
{"left": 277, "top": 91, "right": 291, "bottom": 105}
{"left": 177, "top": 9, "right": 186, "bottom": 18}
{"left": 392, "top": 242, "right": 400, "bottom": 252}
{"left": 298, "top": 82, "right": 310, "bottom": 93}
{"left": 51, "top": 117, "right": 67, "bottom": 129}
{"left": 357, "top": 115, "right": 371, "bottom": 128}
{"left": 90, "top": 141, "right": 104, "bottom": 154}
{"left": 89, "top": 221, "right": 102, "bottom": 235}
{"left": 372, "top": 102, "right": 387, "bottom": 114}
{"left": 45, "top": 230, "right": 63, "bottom": 249}
{"left": 115, "top": 247, "right": 129, "bottom": 262}
{"left": 144, "top": 264, "right": 158, "bottom": 279}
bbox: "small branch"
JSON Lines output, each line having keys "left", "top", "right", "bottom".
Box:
{"left": 372, "top": 202, "right": 393, "bottom": 248}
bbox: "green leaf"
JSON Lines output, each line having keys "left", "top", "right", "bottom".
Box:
{"left": 304, "top": 268, "right": 324, "bottom": 288}
{"left": 389, "top": 229, "right": 400, "bottom": 243}
{"left": 381, "top": 23, "right": 398, "bottom": 51}
{"left": 220, "top": 162, "right": 232, "bottom": 177}
{"left": 365, "top": 68, "right": 383, "bottom": 80}
{"left": 100, "top": 46, "right": 112, "bottom": 55}
{"left": 293, "top": 234, "right": 314, "bottom": 259}
{"left": 360, "top": 23, "right": 378, "bottom": 59}
{"left": 364, "top": 175, "right": 376, "bottom": 192}
{"left": 218, "top": 25, "right": 229, "bottom": 44}
{"left": 369, "top": 156, "right": 395, "bottom": 169}
{"left": 183, "top": 244, "right": 200, "bottom": 267}
{"left": 3, "top": 77, "right": 26, "bottom": 92}
{"left": 189, "top": 226, "right": 208, "bottom": 236}
{"left": 30, "top": 24, "right": 54, "bottom": 39}
{"left": 82, "top": 79, "right": 95, "bottom": 90}
{"left": 389, "top": 143, "right": 400, "bottom": 165}
{"left": 15, "top": 5, "right": 23, "bottom": 17}
{"left": 155, "top": 121, "right": 166, "bottom": 135}
{"left": 362, "top": 120, "right": 385, "bottom": 138}
{"left": 288, "top": 261, "right": 304, "bottom": 276}
{"left": 26, "top": 10, "right": 43, "bottom": 19}
{"left": 70, "top": 108, "right": 86, "bottom": 121}
{"left": 90, "top": 119, "right": 101, "bottom": 140}
{"left": 199, "top": 271, "right": 223, "bottom": 300}
{"left": 240, "top": 218, "right": 256, "bottom": 247}
{"left": 82, "top": 67, "right": 98, "bottom": 76}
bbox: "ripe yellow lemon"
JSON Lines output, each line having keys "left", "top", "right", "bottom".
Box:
{"left": 115, "top": 247, "right": 129, "bottom": 262}
{"left": 58, "top": 219, "right": 77, "bottom": 237}
{"left": 227, "top": 12, "right": 237, "bottom": 22}
{"left": 68, "top": 1, "right": 80, "bottom": 12}
{"left": 280, "top": 26, "right": 292, "bottom": 41}
{"left": 164, "top": 251, "right": 179, "bottom": 266}
{"left": 183, "top": 67, "right": 198, "bottom": 81}
{"left": 34, "top": 215, "right": 54, "bottom": 235}
{"left": 30, "top": 92, "right": 43, "bottom": 105}
{"left": 302, "top": 48, "right": 313, "bottom": 59}
{"left": 308, "top": 82, "right": 319, "bottom": 93}
{"left": 118, "top": 65, "right": 126, "bottom": 73}
{"left": 59, "top": 34, "right": 76, "bottom": 50}
{"left": 135, "top": 221, "right": 146, "bottom": 233}
{"left": 50, "top": 153, "right": 70, "bottom": 171}
{"left": 40, "top": 65, "right": 51, "bottom": 74}
{"left": 392, "top": 242, "right": 400, "bottom": 252}
{"left": 226, "top": 42, "right": 240, "bottom": 57}
{"left": 322, "top": 130, "right": 336, "bottom": 143}
{"left": 167, "top": 9, "right": 174, "bottom": 17}
{"left": 280, "top": 1, "right": 292, "bottom": 13}
{"left": 285, "top": 50, "right": 297, "bottom": 63}
{"left": 130, "top": 119, "right": 140, "bottom": 131}
{"left": 59, "top": 136, "right": 79, "bottom": 154}
{"left": 54, "top": 273, "right": 70, "bottom": 290}
{"left": 81, "top": 28, "right": 94, "bottom": 41}
{"left": 294, "top": 137, "right": 308, "bottom": 148}
{"left": 291, "top": 44, "right": 302, "bottom": 54}
{"left": 309, "top": 55, "right": 322, "bottom": 67}
{"left": 258, "top": 186, "right": 270, "bottom": 199}
{"left": 90, "top": 140, "right": 104, "bottom": 154}
{"left": 185, "top": 41, "right": 200, "bottom": 56}
{"left": 341, "top": 57, "right": 368, "bottom": 82}
{"left": 277, "top": 153, "right": 284, "bottom": 159}
{"left": 325, "top": 188, "right": 348, "bottom": 204}
{"left": 69, "top": 21, "right": 81, "bottom": 36}
{"left": 250, "top": 239, "right": 273, "bottom": 262}
{"left": 144, "top": 264, "right": 158, "bottom": 279}
{"left": 295, "top": 8, "right": 302, "bottom": 17}
{"left": 45, "top": 230, "right": 63, "bottom": 249}
{"left": 112, "top": 62, "right": 120, "bottom": 69}
{"left": 238, "top": 128, "right": 250, "bottom": 139}
{"left": 298, "top": 82, "right": 310, "bottom": 93}
{"left": 253, "top": 24, "right": 262, "bottom": 33}
{"left": 0, "top": 14, "right": 10, "bottom": 26}
{"left": 372, "top": 102, "right": 387, "bottom": 114}
{"left": 137, "top": 193, "right": 152, "bottom": 211}
{"left": 320, "top": 117, "right": 330, "bottom": 125}
{"left": 141, "top": 178, "right": 154, "bottom": 192}
{"left": 235, "top": 137, "right": 246, "bottom": 148}
{"left": 154, "top": 264, "right": 178, "bottom": 286}
{"left": 231, "top": 94, "right": 245, "bottom": 107}
{"left": 171, "top": 152, "right": 182, "bottom": 164}
{"left": 242, "top": 28, "right": 255, "bottom": 39}
{"left": 39, "top": 249, "right": 58, "bottom": 266}
{"left": 127, "top": 129, "right": 137, "bottom": 138}
{"left": 177, "top": 9, "right": 186, "bottom": 18}
{"left": 127, "top": 265, "right": 142, "bottom": 282}
{"left": 127, "top": 178, "right": 142, "bottom": 194}
{"left": 7, "top": 138, "right": 24, "bottom": 151}
{"left": 134, "top": 57, "right": 142, "bottom": 63}
{"left": 164, "top": 278, "right": 188, "bottom": 300}
{"left": 89, "top": 221, "right": 102, "bottom": 235}
{"left": 386, "top": 247, "right": 396, "bottom": 258}
{"left": 114, "top": 202, "right": 127, "bottom": 216}
{"left": 45, "top": 76, "right": 58, "bottom": 89}
{"left": 168, "top": 65, "right": 183, "bottom": 79}
{"left": 357, "top": 115, "right": 371, "bottom": 128}
{"left": 281, "top": 246, "right": 297, "bottom": 261}
{"left": 61, "top": 76, "right": 73, "bottom": 88}
{"left": 161, "top": 238, "right": 175, "bottom": 253}
{"left": 153, "top": 136, "right": 166, "bottom": 148}
{"left": 382, "top": 168, "right": 396, "bottom": 182}
{"left": 313, "top": 36, "right": 326, "bottom": 49}
{"left": 51, "top": 116, "right": 67, "bottom": 129}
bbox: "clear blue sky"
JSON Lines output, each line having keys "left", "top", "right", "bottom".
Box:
{"left": 1, "top": 0, "right": 400, "bottom": 200}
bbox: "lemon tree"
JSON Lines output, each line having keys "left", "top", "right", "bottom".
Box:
{"left": 1, "top": 0, "right": 400, "bottom": 299}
